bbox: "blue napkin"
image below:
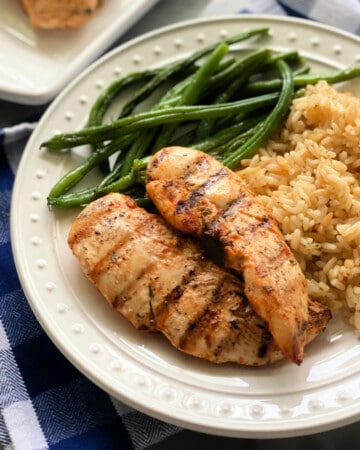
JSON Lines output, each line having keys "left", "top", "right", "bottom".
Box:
{"left": 1, "top": 1, "right": 359, "bottom": 449}
{"left": 0, "top": 124, "right": 179, "bottom": 449}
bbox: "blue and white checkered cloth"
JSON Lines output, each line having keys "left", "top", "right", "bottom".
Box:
{"left": 1, "top": 1, "right": 359, "bottom": 449}
{"left": 0, "top": 124, "right": 179, "bottom": 449}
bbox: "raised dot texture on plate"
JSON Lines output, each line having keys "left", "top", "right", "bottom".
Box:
{"left": 310, "top": 36, "right": 320, "bottom": 47}
{"left": 218, "top": 402, "right": 234, "bottom": 416}
{"left": 279, "top": 406, "right": 292, "bottom": 417}
{"left": 333, "top": 44, "right": 342, "bottom": 54}
{"left": 113, "top": 66, "right": 122, "bottom": 76}
{"left": 31, "top": 236, "right": 41, "bottom": 246}
{"left": 72, "top": 323, "right": 84, "bottom": 334}
{"left": 288, "top": 32, "right": 297, "bottom": 41}
{"left": 308, "top": 399, "right": 324, "bottom": 411}
{"left": 35, "top": 170, "right": 45, "bottom": 179}
{"left": 45, "top": 282, "right": 56, "bottom": 292}
{"left": 110, "top": 360, "right": 124, "bottom": 371}
{"left": 336, "top": 390, "right": 350, "bottom": 403}
{"left": 89, "top": 343, "right": 104, "bottom": 354}
{"left": 30, "top": 213, "right": 40, "bottom": 223}
{"left": 159, "top": 387, "right": 176, "bottom": 401}
{"left": 79, "top": 95, "right": 88, "bottom": 105}
{"left": 56, "top": 303, "right": 68, "bottom": 313}
{"left": 36, "top": 259, "right": 47, "bottom": 269}
{"left": 153, "top": 45, "right": 162, "bottom": 55}
{"left": 188, "top": 395, "right": 206, "bottom": 411}
{"left": 132, "top": 55, "right": 142, "bottom": 65}
{"left": 134, "top": 375, "right": 149, "bottom": 387}
{"left": 64, "top": 111, "right": 74, "bottom": 121}
{"left": 174, "top": 38, "right": 183, "bottom": 48}
{"left": 250, "top": 404, "right": 265, "bottom": 417}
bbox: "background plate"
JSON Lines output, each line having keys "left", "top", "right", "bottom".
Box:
{"left": 11, "top": 15, "right": 360, "bottom": 438}
{"left": 0, "top": 0, "right": 158, "bottom": 104}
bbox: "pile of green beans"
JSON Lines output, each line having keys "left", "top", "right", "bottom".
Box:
{"left": 42, "top": 27, "right": 360, "bottom": 209}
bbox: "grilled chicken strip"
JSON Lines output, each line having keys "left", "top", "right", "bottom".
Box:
{"left": 146, "top": 147, "right": 310, "bottom": 365}
{"left": 68, "top": 192, "right": 330, "bottom": 366}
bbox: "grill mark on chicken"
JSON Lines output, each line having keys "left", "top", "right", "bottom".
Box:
{"left": 169, "top": 268, "right": 197, "bottom": 301}
{"left": 87, "top": 206, "right": 188, "bottom": 305}
{"left": 180, "top": 307, "right": 218, "bottom": 350}
{"left": 190, "top": 168, "right": 229, "bottom": 201}
{"left": 146, "top": 146, "right": 311, "bottom": 364}
{"left": 155, "top": 267, "right": 198, "bottom": 322}
{"left": 175, "top": 169, "right": 229, "bottom": 214}
{"left": 178, "top": 275, "right": 240, "bottom": 352}
{"left": 178, "top": 274, "right": 227, "bottom": 349}
{"left": 90, "top": 235, "right": 143, "bottom": 294}
{"left": 68, "top": 192, "right": 331, "bottom": 366}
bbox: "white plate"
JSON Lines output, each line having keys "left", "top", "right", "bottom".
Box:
{"left": 11, "top": 16, "right": 360, "bottom": 438}
{"left": 0, "top": 0, "right": 158, "bottom": 105}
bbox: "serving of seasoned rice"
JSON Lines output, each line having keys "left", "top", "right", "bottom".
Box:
{"left": 239, "top": 81, "right": 360, "bottom": 335}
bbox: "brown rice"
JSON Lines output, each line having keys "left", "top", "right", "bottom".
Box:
{"left": 239, "top": 81, "right": 360, "bottom": 335}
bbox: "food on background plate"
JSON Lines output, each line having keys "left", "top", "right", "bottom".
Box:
{"left": 40, "top": 27, "right": 360, "bottom": 364}
{"left": 68, "top": 192, "right": 331, "bottom": 366}
{"left": 21, "top": 0, "right": 99, "bottom": 29}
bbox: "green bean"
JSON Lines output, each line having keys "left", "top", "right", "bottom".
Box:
{"left": 119, "top": 128, "right": 158, "bottom": 176}
{"left": 48, "top": 170, "right": 137, "bottom": 209}
{"left": 207, "top": 49, "right": 271, "bottom": 94}
{"left": 266, "top": 49, "right": 300, "bottom": 64}
{"left": 119, "top": 47, "right": 232, "bottom": 175}
{"left": 246, "top": 64, "right": 360, "bottom": 93}
{"left": 194, "top": 48, "right": 302, "bottom": 140}
{"left": 87, "top": 69, "right": 161, "bottom": 128}
{"left": 293, "top": 63, "right": 311, "bottom": 76}
{"left": 86, "top": 69, "right": 162, "bottom": 173}
{"left": 47, "top": 135, "right": 132, "bottom": 199}
{"left": 119, "top": 46, "right": 230, "bottom": 175}
{"left": 41, "top": 92, "right": 279, "bottom": 150}
{"left": 294, "top": 65, "right": 360, "bottom": 84}
{"left": 212, "top": 122, "right": 264, "bottom": 159}
{"left": 97, "top": 159, "right": 123, "bottom": 189}
{"left": 223, "top": 59, "right": 294, "bottom": 169}
{"left": 119, "top": 27, "right": 269, "bottom": 116}
{"left": 133, "top": 197, "right": 153, "bottom": 209}
{"left": 195, "top": 49, "right": 271, "bottom": 140}
{"left": 48, "top": 186, "right": 98, "bottom": 208}
{"left": 194, "top": 115, "right": 265, "bottom": 153}
{"left": 156, "top": 56, "right": 236, "bottom": 110}
{"left": 152, "top": 42, "right": 230, "bottom": 153}
{"left": 179, "top": 42, "right": 229, "bottom": 104}
{"left": 87, "top": 66, "right": 199, "bottom": 173}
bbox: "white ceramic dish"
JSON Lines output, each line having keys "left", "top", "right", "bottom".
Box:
{"left": 11, "top": 16, "right": 360, "bottom": 438}
{"left": 0, "top": 0, "right": 158, "bottom": 105}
